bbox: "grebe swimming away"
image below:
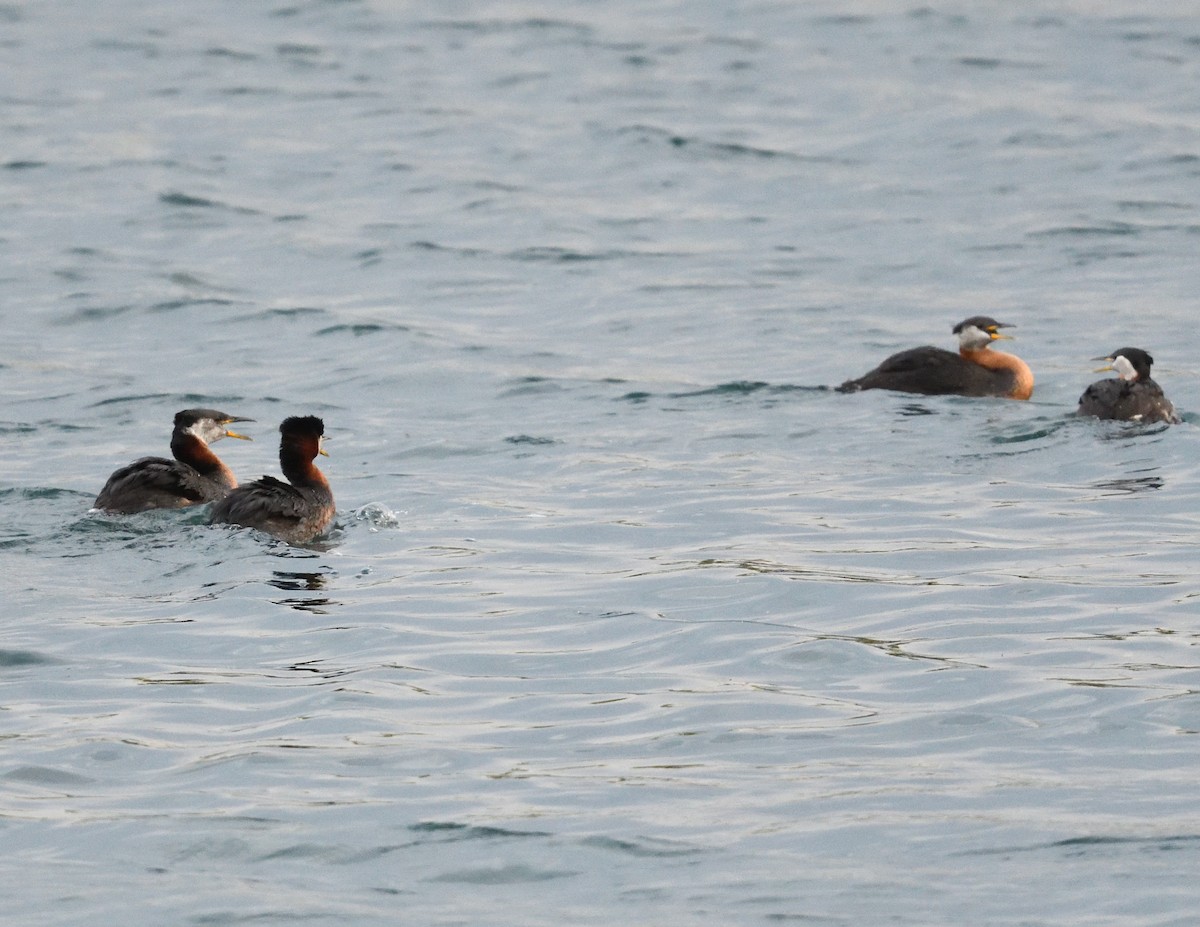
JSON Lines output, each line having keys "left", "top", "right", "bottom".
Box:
{"left": 209, "top": 415, "right": 335, "bottom": 544}
{"left": 837, "top": 316, "right": 1034, "bottom": 400}
{"left": 1077, "top": 347, "right": 1180, "bottom": 424}
{"left": 94, "top": 408, "right": 253, "bottom": 513}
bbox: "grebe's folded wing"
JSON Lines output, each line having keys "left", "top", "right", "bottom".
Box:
{"left": 840, "top": 346, "right": 965, "bottom": 393}
{"left": 98, "top": 456, "right": 209, "bottom": 506}
{"left": 868, "top": 347, "right": 961, "bottom": 375}
{"left": 254, "top": 475, "right": 314, "bottom": 519}
{"left": 212, "top": 475, "right": 307, "bottom": 522}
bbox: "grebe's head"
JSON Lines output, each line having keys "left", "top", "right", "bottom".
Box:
{"left": 953, "top": 316, "right": 1013, "bottom": 351}
{"left": 173, "top": 408, "right": 254, "bottom": 444}
{"left": 1093, "top": 347, "right": 1153, "bottom": 382}
{"left": 279, "top": 415, "right": 329, "bottom": 458}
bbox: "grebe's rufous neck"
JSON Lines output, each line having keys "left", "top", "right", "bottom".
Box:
{"left": 208, "top": 415, "right": 335, "bottom": 545}
{"left": 93, "top": 408, "right": 253, "bottom": 514}
{"left": 1077, "top": 347, "right": 1180, "bottom": 424}
{"left": 837, "top": 315, "right": 1034, "bottom": 400}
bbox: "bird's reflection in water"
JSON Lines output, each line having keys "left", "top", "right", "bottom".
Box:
{"left": 1092, "top": 473, "right": 1164, "bottom": 495}
{"left": 268, "top": 570, "right": 338, "bottom": 614}
{"left": 897, "top": 403, "right": 936, "bottom": 417}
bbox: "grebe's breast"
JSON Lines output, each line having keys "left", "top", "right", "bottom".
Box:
{"left": 961, "top": 347, "right": 1034, "bottom": 400}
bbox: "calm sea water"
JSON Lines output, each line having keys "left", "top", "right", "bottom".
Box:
{"left": 3, "top": 2, "right": 1200, "bottom": 924}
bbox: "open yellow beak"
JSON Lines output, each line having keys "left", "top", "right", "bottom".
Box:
{"left": 221, "top": 416, "right": 254, "bottom": 441}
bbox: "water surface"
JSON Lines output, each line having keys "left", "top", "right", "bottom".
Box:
{"left": 3, "top": 2, "right": 1200, "bottom": 924}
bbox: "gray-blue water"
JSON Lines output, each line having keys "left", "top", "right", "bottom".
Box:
{"left": 3, "top": 2, "right": 1200, "bottom": 924}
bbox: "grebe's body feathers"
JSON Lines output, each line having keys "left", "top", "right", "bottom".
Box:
{"left": 94, "top": 408, "right": 253, "bottom": 514}
{"left": 838, "top": 316, "right": 1033, "bottom": 400}
{"left": 209, "top": 415, "right": 334, "bottom": 544}
{"left": 1077, "top": 347, "right": 1179, "bottom": 424}
{"left": 839, "top": 346, "right": 1007, "bottom": 397}
{"left": 97, "top": 455, "right": 229, "bottom": 512}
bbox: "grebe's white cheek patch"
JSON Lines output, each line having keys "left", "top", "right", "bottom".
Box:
{"left": 956, "top": 324, "right": 990, "bottom": 351}
{"left": 1112, "top": 355, "right": 1138, "bottom": 381}
{"left": 184, "top": 419, "right": 226, "bottom": 443}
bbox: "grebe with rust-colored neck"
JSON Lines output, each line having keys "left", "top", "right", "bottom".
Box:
{"left": 838, "top": 316, "right": 1034, "bottom": 400}
{"left": 94, "top": 408, "right": 253, "bottom": 513}
{"left": 209, "top": 415, "right": 335, "bottom": 544}
{"left": 1077, "top": 347, "right": 1180, "bottom": 424}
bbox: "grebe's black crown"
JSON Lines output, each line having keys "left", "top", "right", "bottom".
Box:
{"left": 175, "top": 408, "right": 228, "bottom": 428}
{"left": 952, "top": 316, "right": 1009, "bottom": 334}
{"left": 173, "top": 408, "right": 253, "bottom": 429}
{"left": 279, "top": 415, "right": 325, "bottom": 437}
{"left": 1111, "top": 347, "right": 1153, "bottom": 371}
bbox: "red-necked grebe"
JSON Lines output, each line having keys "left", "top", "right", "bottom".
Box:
{"left": 1077, "top": 347, "right": 1180, "bottom": 424}
{"left": 208, "top": 415, "right": 334, "bottom": 544}
{"left": 94, "top": 408, "right": 253, "bottom": 513}
{"left": 838, "top": 316, "right": 1034, "bottom": 400}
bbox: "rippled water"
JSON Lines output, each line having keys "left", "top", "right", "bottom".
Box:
{"left": 4, "top": 2, "right": 1200, "bottom": 924}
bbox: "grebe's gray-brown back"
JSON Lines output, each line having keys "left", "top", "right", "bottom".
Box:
{"left": 1077, "top": 347, "right": 1180, "bottom": 424}
{"left": 838, "top": 316, "right": 1034, "bottom": 400}
{"left": 208, "top": 415, "right": 334, "bottom": 544}
{"left": 94, "top": 408, "right": 253, "bottom": 513}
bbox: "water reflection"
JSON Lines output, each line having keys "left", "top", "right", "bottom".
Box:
{"left": 989, "top": 415, "right": 1071, "bottom": 444}
{"left": 696, "top": 556, "right": 929, "bottom": 586}
{"left": 668, "top": 382, "right": 829, "bottom": 400}
{"left": 1097, "top": 420, "right": 1174, "bottom": 439}
{"left": 268, "top": 570, "right": 338, "bottom": 614}
{"left": 669, "top": 381, "right": 771, "bottom": 399}
{"left": 812, "top": 633, "right": 983, "bottom": 668}
{"left": 1091, "top": 473, "right": 1164, "bottom": 495}
{"left": 897, "top": 403, "right": 937, "bottom": 416}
